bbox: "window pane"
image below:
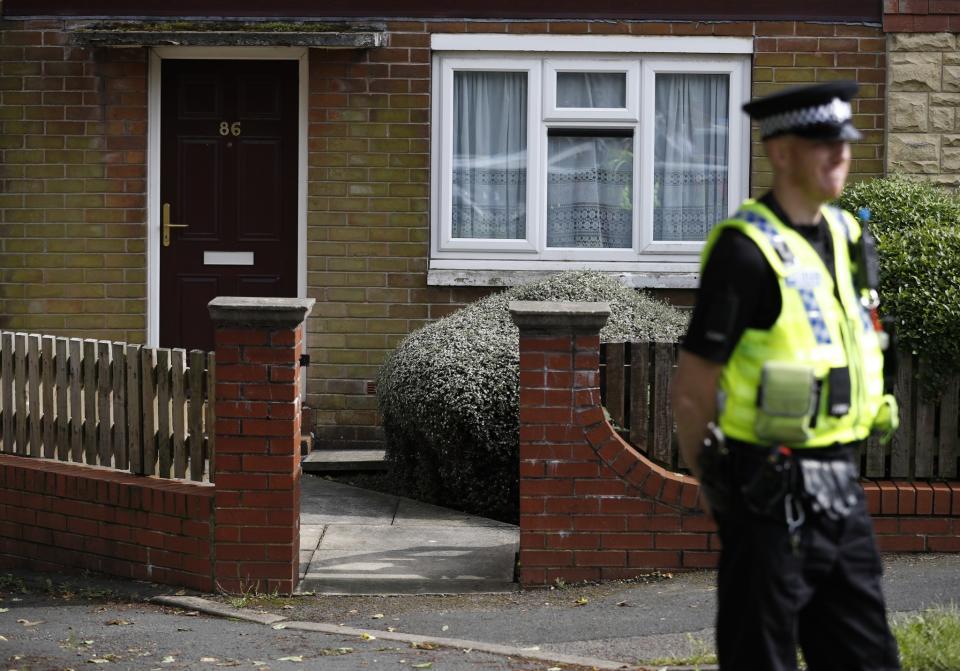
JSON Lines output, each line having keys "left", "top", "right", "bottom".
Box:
{"left": 653, "top": 73, "right": 729, "bottom": 242}
{"left": 452, "top": 71, "right": 527, "bottom": 240}
{"left": 556, "top": 72, "right": 627, "bottom": 108}
{"left": 547, "top": 131, "right": 633, "bottom": 249}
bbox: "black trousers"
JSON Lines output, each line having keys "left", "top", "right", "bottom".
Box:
{"left": 715, "top": 445, "right": 901, "bottom": 671}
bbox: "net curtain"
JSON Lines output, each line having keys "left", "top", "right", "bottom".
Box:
{"left": 653, "top": 73, "right": 730, "bottom": 242}
{"left": 451, "top": 71, "right": 527, "bottom": 240}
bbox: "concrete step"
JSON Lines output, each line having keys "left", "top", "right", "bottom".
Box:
{"left": 301, "top": 448, "right": 388, "bottom": 473}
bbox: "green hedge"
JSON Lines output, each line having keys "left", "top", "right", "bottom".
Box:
{"left": 376, "top": 271, "right": 688, "bottom": 523}
{"left": 839, "top": 175, "right": 960, "bottom": 394}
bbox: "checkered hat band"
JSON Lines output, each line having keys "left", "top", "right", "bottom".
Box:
{"left": 759, "top": 99, "right": 852, "bottom": 138}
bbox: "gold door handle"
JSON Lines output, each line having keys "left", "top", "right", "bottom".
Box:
{"left": 162, "top": 203, "right": 188, "bottom": 247}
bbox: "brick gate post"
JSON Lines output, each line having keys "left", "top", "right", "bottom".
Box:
{"left": 208, "top": 297, "right": 314, "bottom": 594}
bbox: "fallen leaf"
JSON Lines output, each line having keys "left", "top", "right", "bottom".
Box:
{"left": 412, "top": 663, "right": 432, "bottom": 669}
{"left": 105, "top": 619, "right": 132, "bottom": 626}
{"left": 574, "top": 597, "right": 589, "bottom": 607}
{"left": 277, "top": 655, "right": 303, "bottom": 662}
{"left": 17, "top": 618, "right": 43, "bottom": 626}
{"left": 162, "top": 656, "right": 176, "bottom": 664}
{"left": 317, "top": 648, "right": 353, "bottom": 656}
{"left": 410, "top": 642, "right": 437, "bottom": 650}
{"left": 371, "top": 613, "right": 384, "bottom": 619}
{"left": 360, "top": 633, "right": 376, "bottom": 641}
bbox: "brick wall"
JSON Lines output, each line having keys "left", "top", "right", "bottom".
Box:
{"left": 0, "top": 454, "right": 215, "bottom": 592}
{"left": 0, "top": 17, "right": 887, "bottom": 449}
{"left": 749, "top": 23, "right": 886, "bottom": 194}
{"left": 884, "top": 0, "right": 960, "bottom": 32}
{"left": 512, "top": 301, "right": 960, "bottom": 584}
{"left": 0, "top": 19, "right": 147, "bottom": 342}
{"left": 0, "top": 298, "right": 312, "bottom": 594}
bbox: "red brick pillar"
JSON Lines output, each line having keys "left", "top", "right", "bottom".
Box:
{"left": 510, "top": 300, "right": 709, "bottom": 585}
{"left": 510, "top": 301, "right": 613, "bottom": 584}
{"left": 208, "top": 297, "right": 314, "bottom": 595}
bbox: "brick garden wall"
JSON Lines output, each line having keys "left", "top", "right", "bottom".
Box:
{"left": 0, "top": 298, "right": 312, "bottom": 594}
{"left": 0, "top": 16, "right": 887, "bottom": 449}
{"left": 0, "top": 454, "right": 215, "bottom": 591}
{"left": 512, "top": 302, "right": 960, "bottom": 585}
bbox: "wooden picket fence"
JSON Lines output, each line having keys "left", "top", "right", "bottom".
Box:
{"left": 0, "top": 331, "right": 216, "bottom": 483}
{"left": 600, "top": 342, "right": 960, "bottom": 480}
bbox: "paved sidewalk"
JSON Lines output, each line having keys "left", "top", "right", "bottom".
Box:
{"left": 298, "top": 476, "right": 519, "bottom": 595}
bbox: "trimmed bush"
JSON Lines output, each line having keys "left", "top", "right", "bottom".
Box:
{"left": 839, "top": 175, "right": 960, "bottom": 394}
{"left": 376, "top": 271, "right": 688, "bottom": 523}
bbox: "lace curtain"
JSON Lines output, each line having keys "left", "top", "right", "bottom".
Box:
{"left": 546, "top": 133, "right": 633, "bottom": 248}
{"left": 653, "top": 73, "right": 729, "bottom": 242}
{"left": 452, "top": 71, "right": 527, "bottom": 239}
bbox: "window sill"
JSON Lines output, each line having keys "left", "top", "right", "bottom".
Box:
{"left": 427, "top": 267, "right": 699, "bottom": 289}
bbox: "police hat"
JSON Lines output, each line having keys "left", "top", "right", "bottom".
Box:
{"left": 743, "top": 81, "right": 861, "bottom": 141}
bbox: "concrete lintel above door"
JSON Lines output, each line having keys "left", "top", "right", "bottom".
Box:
{"left": 68, "top": 20, "right": 386, "bottom": 48}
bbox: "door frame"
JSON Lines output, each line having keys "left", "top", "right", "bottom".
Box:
{"left": 147, "top": 46, "right": 309, "bottom": 347}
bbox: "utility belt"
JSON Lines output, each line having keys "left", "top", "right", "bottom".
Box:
{"left": 729, "top": 440, "right": 861, "bottom": 520}
{"left": 699, "top": 428, "right": 863, "bottom": 549}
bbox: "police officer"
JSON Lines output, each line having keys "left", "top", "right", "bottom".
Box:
{"left": 671, "top": 81, "right": 901, "bottom": 671}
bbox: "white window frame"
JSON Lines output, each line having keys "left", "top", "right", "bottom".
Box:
{"left": 436, "top": 55, "right": 541, "bottom": 253}
{"left": 544, "top": 59, "right": 639, "bottom": 121}
{"left": 429, "top": 35, "right": 753, "bottom": 285}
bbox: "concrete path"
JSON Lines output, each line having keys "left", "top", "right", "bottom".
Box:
{"left": 298, "top": 476, "right": 519, "bottom": 595}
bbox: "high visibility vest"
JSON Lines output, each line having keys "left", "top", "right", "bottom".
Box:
{"left": 702, "top": 199, "right": 887, "bottom": 448}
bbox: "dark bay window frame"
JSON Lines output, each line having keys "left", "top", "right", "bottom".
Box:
{"left": 429, "top": 34, "right": 753, "bottom": 288}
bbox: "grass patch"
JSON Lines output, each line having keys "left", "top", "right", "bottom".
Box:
{"left": 641, "top": 634, "right": 717, "bottom": 669}
{"left": 225, "top": 584, "right": 297, "bottom": 610}
{"left": 631, "top": 608, "right": 960, "bottom": 671}
{"left": 893, "top": 606, "right": 960, "bottom": 671}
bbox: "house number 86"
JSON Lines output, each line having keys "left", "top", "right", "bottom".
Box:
{"left": 218, "top": 121, "right": 242, "bottom": 137}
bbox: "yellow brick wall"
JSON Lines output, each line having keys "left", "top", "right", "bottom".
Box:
{"left": 0, "top": 18, "right": 887, "bottom": 449}
{"left": 0, "top": 19, "right": 147, "bottom": 341}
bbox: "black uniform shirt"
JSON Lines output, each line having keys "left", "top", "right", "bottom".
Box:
{"left": 682, "top": 192, "right": 838, "bottom": 364}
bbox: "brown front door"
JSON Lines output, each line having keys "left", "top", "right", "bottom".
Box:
{"left": 160, "top": 59, "right": 298, "bottom": 350}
